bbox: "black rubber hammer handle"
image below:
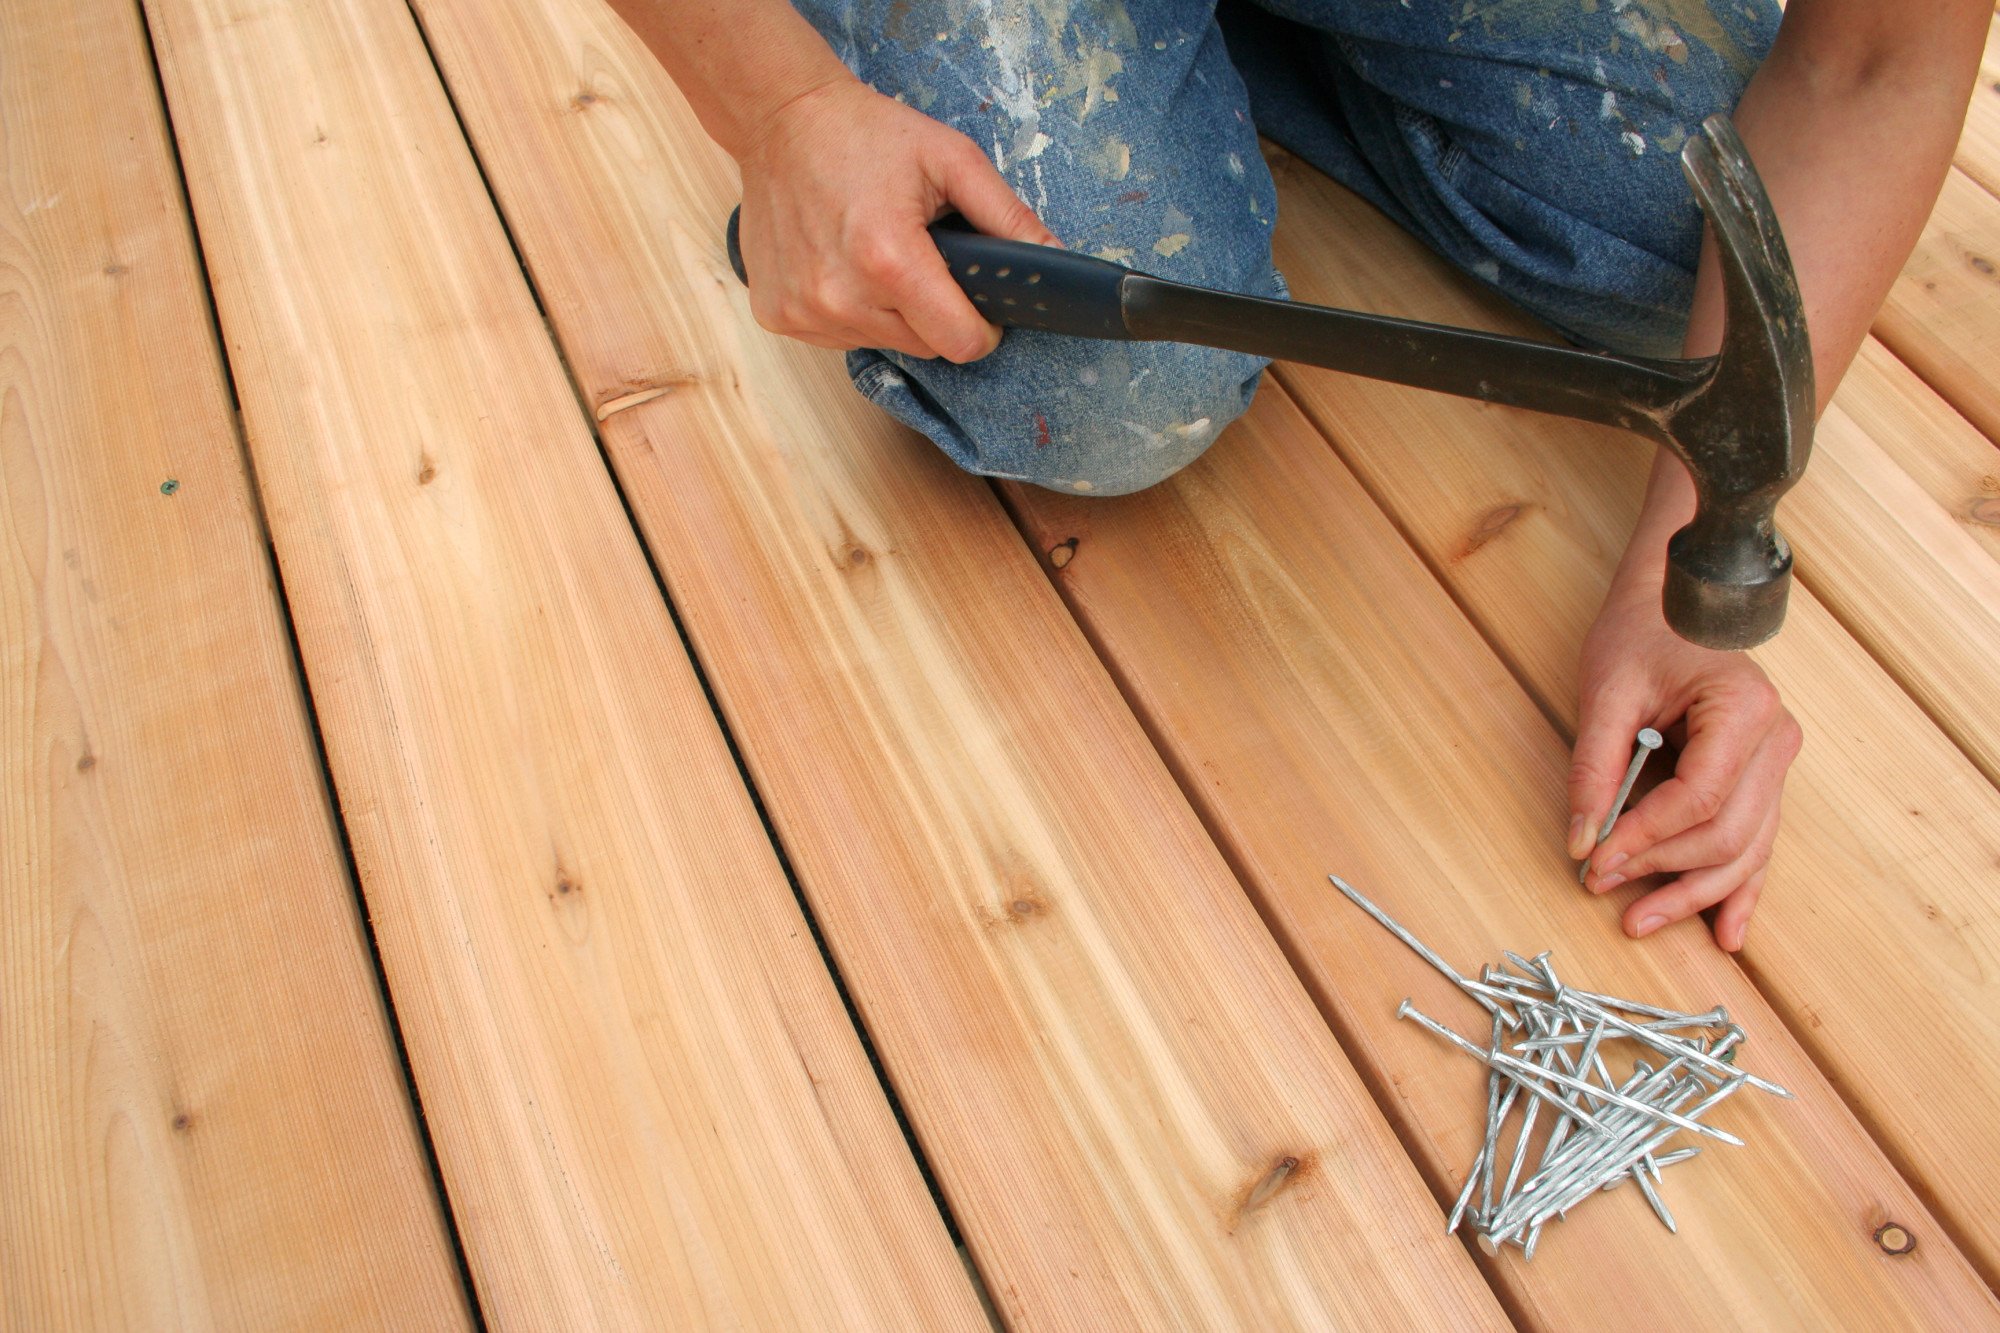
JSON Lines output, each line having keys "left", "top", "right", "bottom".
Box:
{"left": 725, "top": 205, "right": 1132, "bottom": 340}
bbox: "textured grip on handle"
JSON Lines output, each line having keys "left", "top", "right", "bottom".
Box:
{"left": 724, "top": 207, "right": 1130, "bottom": 340}
{"left": 929, "top": 226, "right": 1129, "bottom": 339}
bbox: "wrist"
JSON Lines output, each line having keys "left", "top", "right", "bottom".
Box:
{"left": 1613, "top": 448, "right": 1697, "bottom": 586}
{"left": 734, "top": 72, "right": 866, "bottom": 165}
{"left": 607, "top": 0, "right": 858, "bottom": 161}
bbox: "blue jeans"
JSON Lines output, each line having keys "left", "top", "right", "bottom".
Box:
{"left": 795, "top": 0, "right": 1779, "bottom": 496}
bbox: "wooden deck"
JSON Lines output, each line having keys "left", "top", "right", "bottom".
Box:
{"left": 6, "top": 0, "right": 2000, "bottom": 1326}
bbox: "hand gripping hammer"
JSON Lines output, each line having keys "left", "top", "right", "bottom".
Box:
{"left": 727, "top": 114, "right": 1812, "bottom": 650}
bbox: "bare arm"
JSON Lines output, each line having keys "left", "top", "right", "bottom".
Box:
{"left": 605, "top": 0, "right": 1055, "bottom": 363}
{"left": 603, "top": 0, "right": 849, "bottom": 159}
{"left": 1572, "top": 0, "right": 1992, "bottom": 949}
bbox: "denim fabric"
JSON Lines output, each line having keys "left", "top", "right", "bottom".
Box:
{"left": 791, "top": 0, "right": 1779, "bottom": 496}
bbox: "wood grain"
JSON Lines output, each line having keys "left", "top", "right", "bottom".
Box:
{"left": 1837, "top": 340, "right": 2000, "bottom": 567}
{"left": 1879, "top": 168, "right": 2000, "bottom": 445}
{"left": 0, "top": 0, "right": 468, "bottom": 1325}
{"left": 1266, "top": 146, "right": 2000, "bottom": 1288}
{"left": 1005, "top": 382, "right": 2000, "bottom": 1326}
{"left": 402, "top": 0, "right": 1510, "bottom": 1323}
{"left": 140, "top": 0, "right": 982, "bottom": 1324}
{"left": 1793, "top": 344, "right": 2000, "bottom": 786}
{"left": 1952, "top": 16, "right": 2000, "bottom": 200}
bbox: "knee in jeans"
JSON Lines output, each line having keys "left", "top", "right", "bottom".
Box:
{"left": 1009, "top": 343, "right": 1266, "bottom": 498}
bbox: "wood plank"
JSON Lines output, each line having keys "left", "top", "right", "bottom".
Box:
{"left": 0, "top": 0, "right": 468, "bottom": 1325}
{"left": 1840, "top": 339, "right": 2000, "bottom": 566}
{"left": 1952, "top": 16, "right": 2000, "bottom": 200}
{"left": 402, "top": 0, "right": 1511, "bottom": 1323}
{"left": 1264, "top": 145, "right": 2000, "bottom": 1288}
{"left": 1791, "top": 344, "right": 2000, "bottom": 786}
{"left": 139, "top": 0, "right": 983, "bottom": 1324}
{"left": 1878, "top": 168, "right": 2000, "bottom": 445}
{"left": 1004, "top": 384, "right": 2000, "bottom": 1326}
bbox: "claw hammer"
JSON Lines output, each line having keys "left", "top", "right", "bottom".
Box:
{"left": 727, "top": 114, "right": 1812, "bottom": 650}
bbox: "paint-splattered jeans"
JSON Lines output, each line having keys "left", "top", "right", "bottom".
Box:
{"left": 796, "top": 0, "right": 1780, "bottom": 496}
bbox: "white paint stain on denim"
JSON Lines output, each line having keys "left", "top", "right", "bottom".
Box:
{"left": 1089, "top": 135, "right": 1132, "bottom": 181}
{"left": 963, "top": 0, "right": 1139, "bottom": 166}
{"left": 1045, "top": 39, "right": 1124, "bottom": 121}
{"left": 1612, "top": 6, "right": 1690, "bottom": 64}
{"left": 1120, "top": 417, "right": 1212, "bottom": 450}
{"left": 969, "top": 0, "right": 1045, "bottom": 169}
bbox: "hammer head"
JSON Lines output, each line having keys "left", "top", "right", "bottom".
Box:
{"left": 1659, "top": 116, "right": 1814, "bottom": 651}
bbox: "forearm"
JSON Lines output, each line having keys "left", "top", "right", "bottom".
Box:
{"left": 605, "top": 0, "right": 855, "bottom": 158}
{"left": 1637, "top": 0, "right": 1991, "bottom": 562}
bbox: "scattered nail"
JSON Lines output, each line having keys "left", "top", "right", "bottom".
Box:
{"left": 1335, "top": 871, "right": 1788, "bottom": 1261}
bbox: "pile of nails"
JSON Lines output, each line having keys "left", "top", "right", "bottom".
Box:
{"left": 1331, "top": 875, "right": 1791, "bottom": 1261}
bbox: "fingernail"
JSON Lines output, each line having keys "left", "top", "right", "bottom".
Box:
{"left": 1594, "top": 872, "right": 1626, "bottom": 893}
{"left": 1598, "top": 851, "right": 1628, "bottom": 875}
{"left": 1566, "top": 814, "right": 1590, "bottom": 859}
{"left": 1635, "top": 914, "right": 1666, "bottom": 936}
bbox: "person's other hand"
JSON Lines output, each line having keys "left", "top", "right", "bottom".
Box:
{"left": 736, "top": 78, "right": 1058, "bottom": 363}
{"left": 1567, "top": 567, "right": 1803, "bottom": 952}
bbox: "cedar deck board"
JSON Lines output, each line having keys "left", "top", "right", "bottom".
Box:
{"left": 0, "top": 0, "right": 468, "bottom": 1324}
{"left": 1004, "top": 380, "right": 2000, "bottom": 1326}
{"left": 1880, "top": 168, "right": 2000, "bottom": 446}
{"left": 1265, "top": 145, "right": 2000, "bottom": 1289}
{"left": 1837, "top": 339, "right": 2000, "bottom": 567}
{"left": 1787, "top": 344, "right": 2000, "bottom": 787}
{"left": 401, "top": 0, "right": 1509, "bottom": 1323}
{"left": 26, "top": 0, "right": 2000, "bottom": 1318}
{"left": 139, "top": 0, "right": 982, "bottom": 1324}
{"left": 1951, "top": 16, "right": 2000, "bottom": 200}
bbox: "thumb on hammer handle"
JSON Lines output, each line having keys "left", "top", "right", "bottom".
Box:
{"left": 724, "top": 205, "right": 1131, "bottom": 341}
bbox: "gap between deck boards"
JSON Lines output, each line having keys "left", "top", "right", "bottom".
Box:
{"left": 126, "top": 0, "right": 488, "bottom": 1319}
{"left": 129, "top": 0, "right": 2000, "bottom": 1314}
{"left": 392, "top": 2, "right": 1005, "bottom": 1319}
{"left": 983, "top": 468, "right": 1534, "bottom": 1298}
{"left": 1262, "top": 363, "right": 2000, "bottom": 1294}
{"left": 336, "top": 8, "right": 2000, "bottom": 1306}
{"left": 127, "top": 0, "right": 997, "bottom": 1318}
